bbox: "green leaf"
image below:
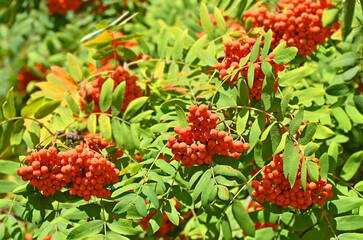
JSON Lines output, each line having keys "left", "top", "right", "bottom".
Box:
{"left": 237, "top": 76, "right": 249, "bottom": 106}
{"left": 214, "top": 7, "right": 226, "bottom": 33}
{"left": 249, "top": 114, "right": 266, "bottom": 150}
{"left": 250, "top": 36, "right": 262, "bottom": 63}
{"left": 236, "top": 109, "right": 249, "bottom": 135}
{"left": 119, "top": 122, "right": 134, "bottom": 152}
{"left": 0, "top": 180, "right": 18, "bottom": 193}
{"left": 67, "top": 220, "right": 103, "bottom": 240}
{"left": 107, "top": 219, "right": 143, "bottom": 235}
{"left": 334, "top": 216, "right": 363, "bottom": 231}
{"left": 331, "top": 52, "right": 359, "bottom": 68}
{"left": 278, "top": 63, "right": 318, "bottom": 87}
{"left": 232, "top": 201, "right": 255, "bottom": 237}
{"left": 112, "top": 81, "right": 125, "bottom": 115}
{"left": 200, "top": 3, "right": 213, "bottom": 39}
{"left": 165, "top": 200, "right": 179, "bottom": 225}
{"left": 342, "top": 0, "right": 355, "bottom": 39}
{"left": 273, "top": 47, "right": 298, "bottom": 64}
{"left": 307, "top": 161, "right": 319, "bottom": 182}
{"left": 130, "top": 124, "right": 140, "bottom": 150}
{"left": 194, "top": 48, "right": 218, "bottom": 66}
{"left": 244, "top": 17, "right": 252, "bottom": 33}
{"left": 147, "top": 211, "right": 163, "bottom": 234}
{"left": 326, "top": 83, "right": 352, "bottom": 96}
{"left": 341, "top": 151, "right": 363, "bottom": 181}
{"left": 330, "top": 198, "right": 363, "bottom": 214}
{"left": 98, "top": 114, "right": 112, "bottom": 140}
{"left": 87, "top": 114, "right": 97, "bottom": 133}
{"left": 135, "top": 196, "right": 147, "bottom": 217}
{"left": 65, "top": 94, "right": 80, "bottom": 115}
{"left": 113, "top": 193, "right": 136, "bottom": 214}
{"left": 34, "top": 100, "right": 61, "bottom": 119}
{"left": 354, "top": 95, "right": 363, "bottom": 115}
{"left": 263, "top": 123, "right": 282, "bottom": 159}
{"left": 322, "top": 7, "right": 339, "bottom": 27}
{"left": 221, "top": 215, "right": 232, "bottom": 240}
{"left": 142, "top": 185, "right": 159, "bottom": 208}
{"left": 123, "top": 97, "right": 148, "bottom": 120}
{"left": 301, "top": 159, "right": 307, "bottom": 191}
{"left": 298, "top": 123, "right": 317, "bottom": 145}
{"left": 95, "top": 19, "right": 108, "bottom": 29}
{"left": 0, "top": 160, "right": 18, "bottom": 174}
{"left": 319, "top": 153, "right": 329, "bottom": 180}
{"left": 261, "top": 29, "right": 272, "bottom": 60}
{"left": 292, "top": 88, "right": 325, "bottom": 104}
{"left": 247, "top": 64, "right": 255, "bottom": 89}
{"left": 155, "top": 159, "right": 176, "bottom": 175}
{"left": 304, "top": 143, "right": 319, "bottom": 156}
{"left": 172, "top": 30, "right": 185, "bottom": 61}
{"left": 2, "top": 88, "right": 15, "bottom": 118}
{"left": 314, "top": 125, "right": 334, "bottom": 139}
{"left": 356, "top": 181, "right": 363, "bottom": 192}
{"left": 99, "top": 78, "right": 114, "bottom": 112}
{"left": 289, "top": 108, "right": 303, "bottom": 135}
{"left": 192, "top": 169, "right": 211, "bottom": 201}
{"left": 21, "top": 97, "right": 45, "bottom": 117}
{"left": 11, "top": 120, "right": 25, "bottom": 146}
{"left": 217, "top": 185, "right": 230, "bottom": 201}
{"left": 284, "top": 137, "right": 300, "bottom": 187}
{"left": 175, "top": 105, "right": 188, "bottom": 127}
{"left": 158, "top": 26, "right": 169, "bottom": 58}
{"left": 67, "top": 53, "right": 82, "bottom": 82}
{"left": 337, "top": 233, "right": 363, "bottom": 240}
{"left": 332, "top": 107, "right": 352, "bottom": 131}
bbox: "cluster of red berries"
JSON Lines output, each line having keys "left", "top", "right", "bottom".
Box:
{"left": 250, "top": 154, "right": 333, "bottom": 209}
{"left": 101, "top": 32, "right": 139, "bottom": 65}
{"left": 243, "top": 0, "right": 340, "bottom": 56}
{"left": 167, "top": 104, "right": 250, "bottom": 167}
{"left": 46, "top": 0, "right": 83, "bottom": 15}
{"left": 215, "top": 37, "right": 284, "bottom": 100}
{"left": 17, "top": 64, "right": 47, "bottom": 91}
{"left": 79, "top": 65, "right": 143, "bottom": 113}
{"left": 17, "top": 145, "right": 120, "bottom": 201}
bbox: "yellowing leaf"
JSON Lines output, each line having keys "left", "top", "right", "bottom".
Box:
{"left": 36, "top": 82, "right": 68, "bottom": 100}
{"left": 51, "top": 66, "right": 78, "bottom": 91}
{"left": 82, "top": 30, "right": 111, "bottom": 48}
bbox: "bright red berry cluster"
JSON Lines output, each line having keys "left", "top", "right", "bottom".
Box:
{"left": 101, "top": 32, "right": 139, "bottom": 65}
{"left": 17, "top": 64, "right": 47, "bottom": 91}
{"left": 167, "top": 104, "right": 250, "bottom": 167}
{"left": 250, "top": 154, "right": 333, "bottom": 209}
{"left": 17, "top": 145, "right": 120, "bottom": 201}
{"left": 46, "top": 0, "right": 83, "bottom": 15}
{"left": 243, "top": 0, "right": 340, "bottom": 56}
{"left": 79, "top": 65, "right": 143, "bottom": 113}
{"left": 215, "top": 38, "right": 285, "bottom": 100}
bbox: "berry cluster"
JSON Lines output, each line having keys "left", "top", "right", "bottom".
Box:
{"left": 215, "top": 38, "right": 284, "bottom": 100}
{"left": 243, "top": 0, "right": 340, "bottom": 56}
{"left": 79, "top": 65, "right": 143, "bottom": 113}
{"left": 251, "top": 154, "right": 333, "bottom": 209}
{"left": 101, "top": 32, "right": 139, "bottom": 65}
{"left": 17, "top": 145, "right": 120, "bottom": 201}
{"left": 167, "top": 104, "right": 250, "bottom": 167}
{"left": 17, "top": 64, "right": 47, "bottom": 91}
{"left": 46, "top": 0, "right": 83, "bottom": 15}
